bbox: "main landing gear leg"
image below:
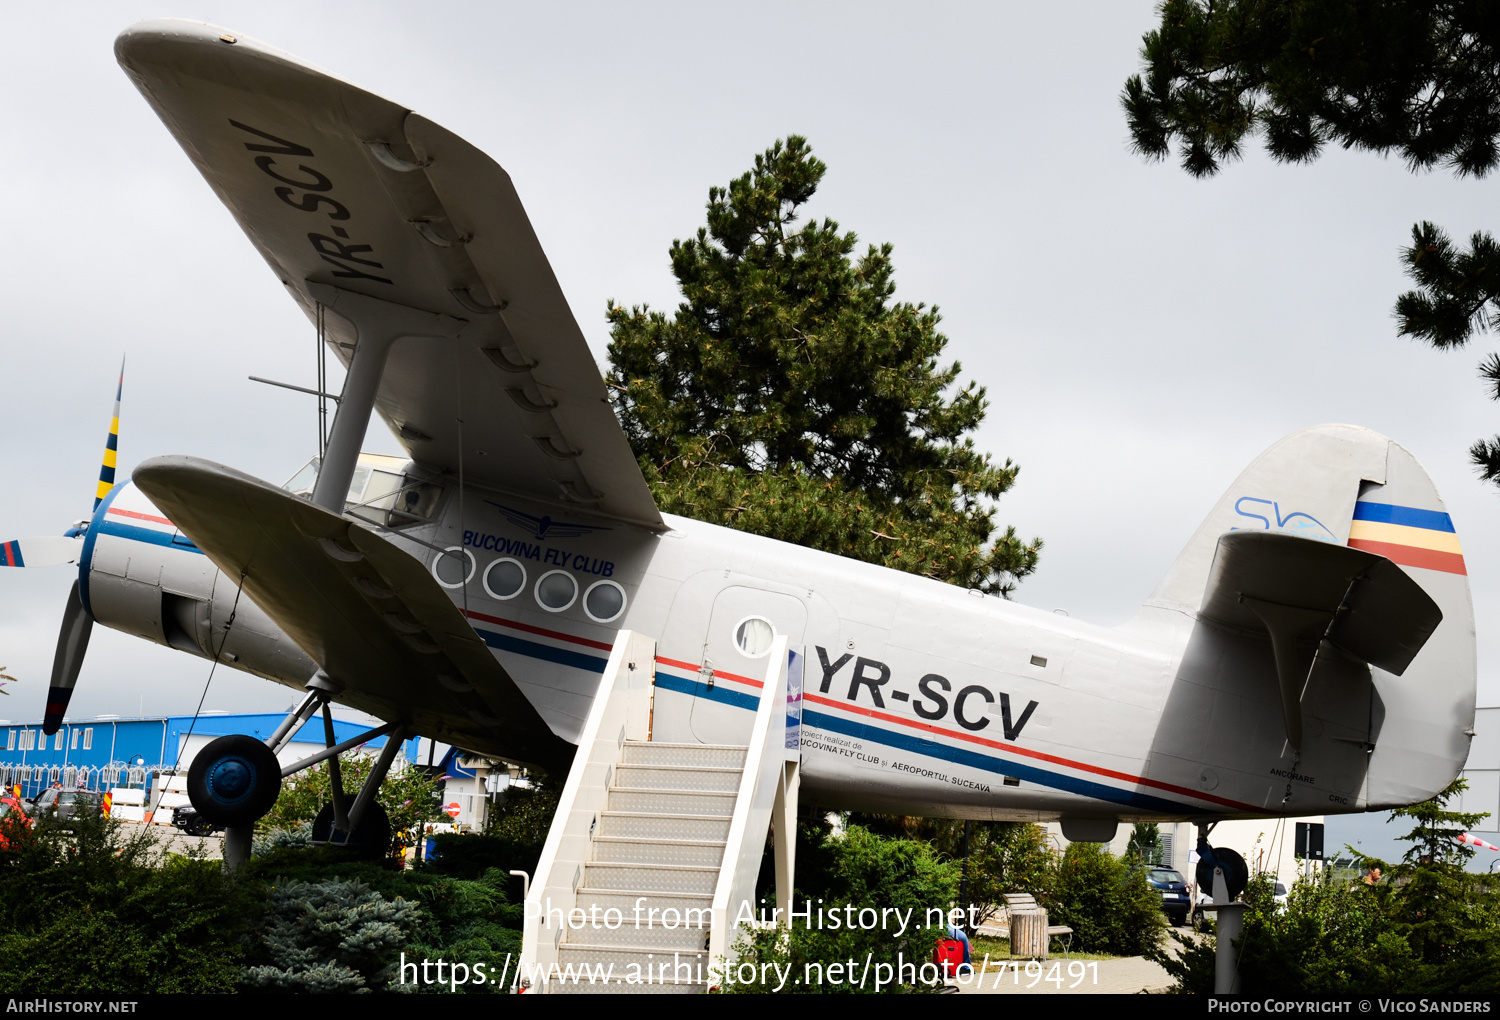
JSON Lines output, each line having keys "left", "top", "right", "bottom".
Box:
{"left": 188, "top": 673, "right": 405, "bottom": 870}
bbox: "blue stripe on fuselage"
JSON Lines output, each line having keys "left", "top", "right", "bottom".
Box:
{"left": 653, "top": 670, "right": 760, "bottom": 711}
{"left": 802, "top": 707, "right": 1193, "bottom": 813}
{"left": 472, "top": 626, "right": 608, "bottom": 674}
{"left": 96, "top": 520, "right": 204, "bottom": 554}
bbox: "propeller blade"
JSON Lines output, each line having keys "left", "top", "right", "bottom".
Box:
{"left": 95, "top": 359, "right": 124, "bottom": 511}
{"left": 44, "top": 580, "right": 93, "bottom": 735}
{"left": 0, "top": 536, "right": 84, "bottom": 568}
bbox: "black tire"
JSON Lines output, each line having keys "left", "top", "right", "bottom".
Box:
{"left": 1194, "top": 845, "right": 1249, "bottom": 901}
{"left": 311, "top": 801, "right": 391, "bottom": 859}
{"left": 187, "top": 734, "right": 282, "bottom": 827}
{"left": 187, "top": 817, "right": 214, "bottom": 838}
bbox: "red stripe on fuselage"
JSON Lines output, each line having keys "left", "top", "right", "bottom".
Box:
{"left": 655, "top": 655, "right": 763, "bottom": 689}
{"left": 107, "top": 507, "right": 173, "bottom": 527}
{"left": 803, "top": 692, "right": 1261, "bottom": 812}
{"left": 462, "top": 609, "right": 614, "bottom": 651}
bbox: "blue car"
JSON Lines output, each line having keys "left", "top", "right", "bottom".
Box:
{"left": 1147, "top": 867, "right": 1191, "bottom": 926}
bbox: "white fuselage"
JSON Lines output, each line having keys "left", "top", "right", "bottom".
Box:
{"left": 77, "top": 466, "right": 1423, "bottom": 826}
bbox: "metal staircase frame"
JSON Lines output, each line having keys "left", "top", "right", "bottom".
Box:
{"left": 520, "top": 629, "right": 802, "bottom": 992}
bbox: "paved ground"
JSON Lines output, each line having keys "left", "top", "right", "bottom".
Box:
{"left": 951, "top": 953, "right": 1174, "bottom": 994}
{"left": 118, "top": 820, "right": 224, "bottom": 859}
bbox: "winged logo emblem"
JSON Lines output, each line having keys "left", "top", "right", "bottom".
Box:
{"left": 484, "top": 501, "right": 610, "bottom": 541}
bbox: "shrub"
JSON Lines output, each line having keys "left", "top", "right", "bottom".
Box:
{"left": 726, "top": 824, "right": 959, "bottom": 993}
{"left": 1043, "top": 841, "right": 1163, "bottom": 956}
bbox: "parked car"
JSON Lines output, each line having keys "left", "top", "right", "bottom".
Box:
{"left": 30, "top": 789, "right": 102, "bottom": 824}
{"left": 1146, "top": 866, "right": 1192, "bottom": 926}
{"left": 171, "top": 804, "right": 216, "bottom": 838}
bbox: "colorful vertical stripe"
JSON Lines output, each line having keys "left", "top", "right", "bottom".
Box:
{"left": 94, "top": 360, "right": 123, "bottom": 511}
{"left": 0, "top": 541, "right": 22, "bottom": 568}
{"left": 1348, "top": 501, "right": 1465, "bottom": 575}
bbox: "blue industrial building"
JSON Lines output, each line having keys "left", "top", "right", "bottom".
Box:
{"left": 0, "top": 712, "right": 421, "bottom": 800}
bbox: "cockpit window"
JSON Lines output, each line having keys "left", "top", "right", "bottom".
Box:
{"left": 282, "top": 456, "right": 442, "bottom": 528}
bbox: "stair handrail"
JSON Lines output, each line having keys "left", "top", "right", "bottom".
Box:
{"left": 708, "top": 635, "right": 797, "bottom": 972}
{"left": 519, "top": 629, "right": 656, "bottom": 990}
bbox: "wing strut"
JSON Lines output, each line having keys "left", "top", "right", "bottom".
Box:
{"left": 306, "top": 282, "right": 466, "bottom": 512}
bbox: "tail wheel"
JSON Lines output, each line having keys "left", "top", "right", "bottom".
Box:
{"left": 1195, "top": 846, "right": 1249, "bottom": 900}
{"left": 312, "top": 801, "right": 391, "bottom": 859}
{"left": 187, "top": 734, "right": 282, "bottom": 827}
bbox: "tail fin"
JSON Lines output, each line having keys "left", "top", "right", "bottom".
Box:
{"left": 1145, "top": 425, "right": 1475, "bottom": 811}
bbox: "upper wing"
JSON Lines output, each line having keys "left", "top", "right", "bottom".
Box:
{"left": 134, "top": 455, "right": 575, "bottom": 771}
{"left": 116, "top": 20, "right": 662, "bottom": 531}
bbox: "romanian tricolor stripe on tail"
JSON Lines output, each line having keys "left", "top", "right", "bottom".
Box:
{"left": 1348, "top": 501, "right": 1465, "bottom": 575}
{"left": 94, "top": 360, "right": 123, "bottom": 511}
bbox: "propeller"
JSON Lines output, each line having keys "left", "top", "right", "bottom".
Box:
{"left": 1, "top": 362, "right": 123, "bottom": 734}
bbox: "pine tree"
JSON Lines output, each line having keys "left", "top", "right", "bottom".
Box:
{"left": 607, "top": 137, "right": 1040, "bottom": 595}
{"left": 1123, "top": 1, "right": 1500, "bottom": 483}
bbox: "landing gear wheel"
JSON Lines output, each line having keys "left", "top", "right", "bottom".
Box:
{"left": 312, "top": 801, "right": 391, "bottom": 859}
{"left": 1195, "top": 846, "right": 1249, "bottom": 901}
{"left": 187, "top": 734, "right": 282, "bottom": 827}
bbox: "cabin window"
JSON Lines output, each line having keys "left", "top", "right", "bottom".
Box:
{"left": 734, "top": 617, "right": 775, "bottom": 658}
{"left": 535, "top": 571, "right": 578, "bottom": 612}
{"left": 583, "top": 580, "right": 626, "bottom": 623}
{"left": 482, "top": 559, "right": 526, "bottom": 600}
{"left": 431, "top": 547, "right": 476, "bottom": 589}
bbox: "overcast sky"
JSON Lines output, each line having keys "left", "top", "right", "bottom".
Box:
{"left": 2, "top": 2, "right": 1497, "bottom": 776}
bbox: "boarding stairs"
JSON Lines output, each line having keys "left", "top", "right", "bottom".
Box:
{"left": 521, "top": 631, "right": 801, "bottom": 994}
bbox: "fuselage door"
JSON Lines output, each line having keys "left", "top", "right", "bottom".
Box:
{"left": 689, "top": 585, "right": 806, "bottom": 744}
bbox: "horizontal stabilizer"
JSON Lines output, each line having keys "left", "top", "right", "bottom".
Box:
{"left": 133, "top": 455, "right": 573, "bottom": 771}
{"left": 0, "top": 536, "right": 84, "bottom": 568}
{"left": 1198, "top": 530, "right": 1443, "bottom": 750}
{"left": 1199, "top": 530, "right": 1442, "bottom": 675}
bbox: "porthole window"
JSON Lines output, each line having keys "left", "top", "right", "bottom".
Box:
{"left": 535, "top": 570, "right": 578, "bottom": 612}
{"left": 583, "top": 580, "right": 627, "bottom": 623}
{"left": 734, "top": 616, "right": 775, "bottom": 657}
{"left": 482, "top": 558, "right": 527, "bottom": 600}
{"left": 431, "top": 546, "right": 476, "bottom": 589}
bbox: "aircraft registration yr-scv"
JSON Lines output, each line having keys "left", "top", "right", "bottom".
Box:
{"left": 3, "top": 20, "right": 1476, "bottom": 885}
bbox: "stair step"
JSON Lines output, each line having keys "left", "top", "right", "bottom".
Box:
{"left": 581, "top": 862, "right": 719, "bottom": 895}
{"left": 591, "top": 836, "right": 727, "bottom": 867}
{"left": 598, "top": 812, "right": 732, "bottom": 842}
{"left": 557, "top": 942, "right": 715, "bottom": 978}
{"left": 565, "top": 891, "right": 713, "bottom": 916}
{"left": 561, "top": 917, "right": 712, "bottom": 950}
{"left": 612, "top": 764, "right": 742, "bottom": 792}
{"left": 622, "top": 742, "right": 748, "bottom": 768}
{"left": 550, "top": 978, "right": 707, "bottom": 995}
{"left": 606, "top": 789, "right": 737, "bottom": 816}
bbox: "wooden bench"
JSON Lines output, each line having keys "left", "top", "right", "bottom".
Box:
{"left": 995, "top": 893, "right": 1073, "bottom": 959}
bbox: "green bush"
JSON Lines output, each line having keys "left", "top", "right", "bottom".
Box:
{"left": 1043, "top": 841, "right": 1164, "bottom": 956}
{"left": 241, "top": 879, "right": 419, "bottom": 992}
{"left": 0, "top": 811, "right": 251, "bottom": 992}
{"left": 726, "top": 824, "right": 959, "bottom": 993}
